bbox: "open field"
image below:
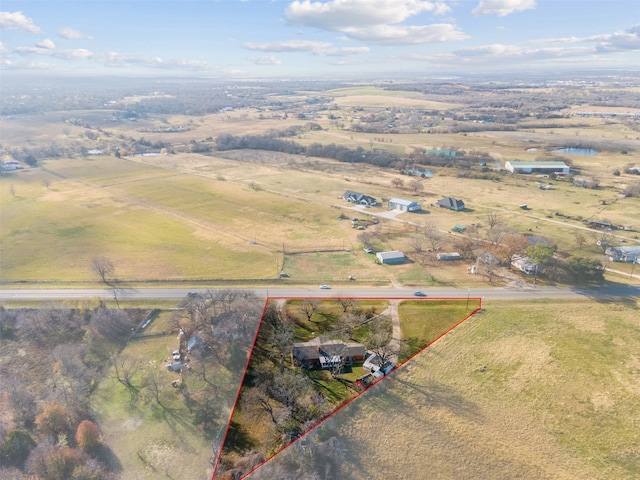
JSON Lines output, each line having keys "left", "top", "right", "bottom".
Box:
{"left": 2, "top": 147, "right": 638, "bottom": 285}
{"left": 248, "top": 296, "right": 640, "bottom": 480}
{"left": 2, "top": 82, "right": 639, "bottom": 287}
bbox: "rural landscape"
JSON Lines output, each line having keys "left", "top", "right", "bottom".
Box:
{"left": 1, "top": 73, "right": 640, "bottom": 480}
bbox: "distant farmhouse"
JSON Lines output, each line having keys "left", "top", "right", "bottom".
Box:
{"left": 1, "top": 160, "right": 22, "bottom": 171}
{"left": 388, "top": 197, "right": 421, "bottom": 212}
{"left": 505, "top": 161, "right": 570, "bottom": 174}
{"left": 342, "top": 190, "right": 377, "bottom": 207}
{"left": 293, "top": 338, "right": 366, "bottom": 369}
{"left": 376, "top": 251, "right": 405, "bottom": 264}
{"left": 511, "top": 255, "right": 537, "bottom": 275}
{"left": 606, "top": 246, "right": 640, "bottom": 263}
{"left": 435, "top": 197, "right": 465, "bottom": 211}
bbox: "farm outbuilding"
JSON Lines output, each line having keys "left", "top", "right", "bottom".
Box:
{"left": 388, "top": 198, "right": 421, "bottom": 212}
{"left": 376, "top": 251, "right": 405, "bottom": 264}
{"left": 505, "top": 161, "right": 570, "bottom": 174}
{"left": 436, "top": 252, "right": 461, "bottom": 261}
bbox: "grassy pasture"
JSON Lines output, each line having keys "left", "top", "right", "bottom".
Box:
{"left": 2, "top": 88, "right": 639, "bottom": 287}
{"left": 398, "top": 298, "right": 481, "bottom": 361}
{"left": 250, "top": 297, "right": 640, "bottom": 480}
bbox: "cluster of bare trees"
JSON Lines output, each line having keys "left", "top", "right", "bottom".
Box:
{"left": 0, "top": 307, "right": 145, "bottom": 479}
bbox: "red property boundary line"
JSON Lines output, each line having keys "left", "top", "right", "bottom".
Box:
{"left": 212, "top": 296, "right": 482, "bottom": 480}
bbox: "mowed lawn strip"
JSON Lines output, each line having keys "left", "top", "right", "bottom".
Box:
{"left": 398, "top": 298, "right": 481, "bottom": 362}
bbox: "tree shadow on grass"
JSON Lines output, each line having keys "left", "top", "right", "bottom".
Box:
{"left": 571, "top": 283, "right": 640, "bottom": 308}
{"left": 95, "top": 443, "right": 123, "bottom": 473}
{"left": 224, "top": 420, "right": 257, "bottom": 454}
{"left": 383, "top": 375, "right": 483, "bottom": 422}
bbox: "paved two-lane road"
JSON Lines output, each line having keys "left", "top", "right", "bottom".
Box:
{"left": 1, "top": 284, "right": 638, "bottom": 302}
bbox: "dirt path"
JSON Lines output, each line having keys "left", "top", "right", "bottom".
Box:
{"left": 380, "top": 299, "right": 402, "bottom": 364}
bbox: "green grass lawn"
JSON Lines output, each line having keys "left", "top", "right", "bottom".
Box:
{"left": 398, "top": 298, "right": 481, "bottom": 362}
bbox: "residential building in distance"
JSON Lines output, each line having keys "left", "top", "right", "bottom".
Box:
{"left": 436, "top": 197, "right": 465, "bottom": 211}
{"left": 606, "top": 246, "right": 640, "bottom": 263}
{"left": 342, "top": 190, "right": 377, "bottom": 207}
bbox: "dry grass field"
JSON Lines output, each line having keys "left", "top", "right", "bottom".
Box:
{"left": 2, "top": 120, "right": 639, "bottom": 284}
{"left": 248, "top": 297, "right": 640, "bottom": 480}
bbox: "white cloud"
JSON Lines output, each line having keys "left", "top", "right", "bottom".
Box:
{"left": 531, "top": 25, "right": 640, "bottom": 52}
{"left": 243, "top": 39, "right": 369, "bottom": 56}
{"left": 320, "top": 46, "right": 370, "bottom": 56}
{"left": 285, "top": 0, "right": 450, "bottom": 30}
{"left": 0, "top": 11, "right": 42, "bottom": 33}
{"left": 58, "top": 27, "right": 91, "bottom": 40}
{"left": 244, "top": 40, "right": 332, "bottom": 52}
{"left": 472, "top": 0, "right": 536, "bottom": 17}
{"left": 36, "top": 39, "right": 56, "bottom": 50}
{"left": 247, "top": 55, "right": 282, "bottom": 65}
{"left": 343, "top": 23, "right": 467, "bottom": 45}
{"left": 284, "top": 0, "right": 459, "bottom": 45}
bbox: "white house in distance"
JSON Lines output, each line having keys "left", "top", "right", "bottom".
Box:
{"left": 388, "top": 197, "right": 421, "bottom": 212}
{"left": 505, "top": 161, "right": 570, "bottom": 174}
{"left": 606, "top": 246, "right": 640, "bottom": 263}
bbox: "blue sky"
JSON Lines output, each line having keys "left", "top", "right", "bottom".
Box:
{"left": 1, "top": 0, "right": 639, "bottom": 78}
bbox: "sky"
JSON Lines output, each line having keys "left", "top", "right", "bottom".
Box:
{"left": 1, "top": 0, "right": 639, "bottom": 79}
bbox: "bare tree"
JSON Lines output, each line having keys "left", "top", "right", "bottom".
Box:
{"left": 486, "top": 226, "right": 507, "bottom": 246}
{"left": 244, "top": 386, "right": 278, "bottom": 425}
{"left": 270, "top": 321, "right": 294, "bottom": 373}
{"left": 408, "top": 178, "right": 424, "bottom": 194}
{"left": 487, "top": 212, "right": 503, "bottom": 231}
{"left": 338, "top": 312, "right": 365, "bottom": 340}
{"left": 423, "top": 223, "right": 442, "bottom": 251}
{"left": 575, "top": 231, "right": 587, "bottom": 250}
{"left": 298, "top": 299, "right": 321, "bottom": 323}
{"left": 91, "top": 256, "right": 121, "bottom": 306}
{"left": 495, "top": 233, "right": 529, "bottom": 264}
{"left": 91, "top": 256, "right": 114, "bottom": 286}
{"left": 594, "top": 231, "right": 615, "bottom": 255}
{"left": 113, "top": 354, "right": 141, "bottom": 404}
{"left": 391, "top": 178, "right": 404, "bottom": 189}
{"left": 477, "top": 250, "right": 499, "bottom": 283}
{"left": 337, "top": 297, "right": 359, "bottom": 313}
{"left": 409, "top": 233, "right": 425, "bottom": 254}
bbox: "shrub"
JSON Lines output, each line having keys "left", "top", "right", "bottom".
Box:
{"left": 0, "top": 429, "right": 36, "bottom": 467}
{"left": 36, "top": 404, "right": 70, "bottom": 438}
{"left": 75, "top": 421, "right": 100, "bottom": 452}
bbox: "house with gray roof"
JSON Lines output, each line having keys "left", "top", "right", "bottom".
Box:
{"left": 436, "top": 197, "right": 465, "bottom": 211}
{"left": 293, "top": 338, "right": 366, "bottom": 369}
{"left": 343, "top": 190, "right": 377, "bottom": 207}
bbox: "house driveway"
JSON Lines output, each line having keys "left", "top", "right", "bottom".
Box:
{"left": 380, "top": 300, "right": 402, "bottom": 365}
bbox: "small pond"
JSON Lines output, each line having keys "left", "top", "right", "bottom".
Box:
{"left": 552, "top": 147, "right": 598, "bottom": 156}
